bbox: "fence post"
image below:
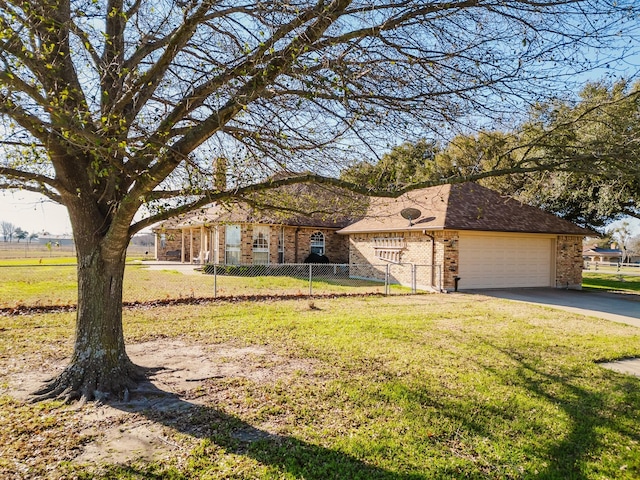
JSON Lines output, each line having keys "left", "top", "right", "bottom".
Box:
{"left": 213, "top": 264, "right": 217, "bottom": 298}
{"left": 308, "top": 264, "right": 314, "bottom": 296}
{"left": 411, "top": 263, "right": 416, "bottom": 294}
{"left": 385, "top": 264, "right": 390, "bottom": 295}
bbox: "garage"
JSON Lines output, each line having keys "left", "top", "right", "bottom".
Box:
{"left": 339, "top": 182, "right": 593, "bottom": 291}
{"left": 458, "top": 234, "right": 554, "bottom": 289}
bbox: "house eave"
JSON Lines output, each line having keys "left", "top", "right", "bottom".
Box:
{"left": 338, "top": 226, "right": 590, "bottom": 236}
{"left": 338, "top": 226, "right": 446, "bottom": 235}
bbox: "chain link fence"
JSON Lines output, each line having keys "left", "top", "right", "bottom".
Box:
{"left": 0, "top": 262, "right": 441, "bottom": 309}
{"left": 1, "top": 263, "right": 78, "bottom": 308}
{"left": 201, "top": 263, "right": 442, "bottom": 297}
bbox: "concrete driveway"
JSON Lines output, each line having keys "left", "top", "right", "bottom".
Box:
{"left": 465, "top": 288, "right": 640, "bottom": 329}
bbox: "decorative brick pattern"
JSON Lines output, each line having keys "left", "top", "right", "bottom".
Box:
{"left": 348, "top": 231, "right": 439, "bottom": 288}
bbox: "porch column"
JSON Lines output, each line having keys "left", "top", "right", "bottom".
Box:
{"left": 189, "top": 228, "right": 194, "bottom": 264}
{"left": 200, "top": 225, "right": 205, "bottom": 262}
{"left": 181, "top": 229, "right": 185, "bottom": 263}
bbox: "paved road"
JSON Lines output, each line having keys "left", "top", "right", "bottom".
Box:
{"left": 466, "top": 288, "right": 640, "bottom": 328}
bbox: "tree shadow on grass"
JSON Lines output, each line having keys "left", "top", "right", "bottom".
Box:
{"left": 92, "top": 378, "right": 422, "bottom": 480}
{"left": 355, "top": 341, "right": 640, "bottom": 479}
{"left": 478, "top": 344, "right": 640, "bottom": 479}
{"left": 70, "top": 341, "right": 640, "bottom": 479}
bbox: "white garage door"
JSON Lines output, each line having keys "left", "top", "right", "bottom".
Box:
{"left": 458, "top": 235, "right": 553, "bottom": 289}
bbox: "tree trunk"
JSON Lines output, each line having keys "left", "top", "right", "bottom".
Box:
{"left": 32, "top": 240, "right": 144, "bottom": 403}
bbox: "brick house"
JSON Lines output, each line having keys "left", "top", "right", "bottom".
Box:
{"left": 337, "top": 182, "right": 594, "bottom": 291}
{"left": 155, "top": 182, "right": 593, "bottom": 291}
{"left": 582, "top": 245, "right": 623, "bottom": 264}
{"left": 154, "top": 201, "right": 352, "bottom": 265}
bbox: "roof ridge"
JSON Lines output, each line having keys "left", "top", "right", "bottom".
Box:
{"left": 338, "top": 181, "right": 594, "bottom": 236}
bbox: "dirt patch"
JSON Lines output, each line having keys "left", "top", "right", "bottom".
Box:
{"left": 3, "top": 339, "right": 319, "bottom": 468}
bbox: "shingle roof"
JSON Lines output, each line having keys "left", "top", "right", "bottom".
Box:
{"left": 201, "top": 202, "right": 353, "bottom": 228}
{"left": 154, "top": 200, "right": 353, "bottom": 231}
{"left": 583, "top": 246, "right": 622, "bottom": 256}
{"left": 154, "top": 179, "right": 366, "bottom": 231}
{"left": 338, "top": 182, "right": 595, "bottom": 236}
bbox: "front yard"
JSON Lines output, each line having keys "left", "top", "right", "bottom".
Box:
{"left": 583, "top": 271, "right": 640, "bottom": 294}
{"left": 1, "top": 294, "right": 639, "bottom": 479}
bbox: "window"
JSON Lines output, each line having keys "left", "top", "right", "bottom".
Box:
{"left": 252, "top": 226, "right": 270, "bottom": 265}
{"left": 310, "top": 232, "right": 325, "bottom": 256}
{"left": 225, "top": 225, "right": 241, "bottom": 265}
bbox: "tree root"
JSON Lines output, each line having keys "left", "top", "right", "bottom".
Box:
{"left": 30, "top": 359, "right": 146, "bottom": 404}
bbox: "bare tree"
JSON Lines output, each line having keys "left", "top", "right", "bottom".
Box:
{"left": 628, "top": 234, "right": 640, "bottom": 262}
{"left": 611, "top": 222, "right": 633, "bottom": 264}
{"left": 1, "top": 220, "right": 16, "bottom": 242}
{"left": 0, "top": 0, "right": 638, "bottom": 402}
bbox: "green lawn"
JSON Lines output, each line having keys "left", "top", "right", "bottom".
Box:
{"left": 1, "top": 294, "right": 640, "bottom": 478}
{"left": 583, "top": 272, "right": 640, "bottom": 294}
{"left": 0, "top": 263, "right": 400, "bottom": 308}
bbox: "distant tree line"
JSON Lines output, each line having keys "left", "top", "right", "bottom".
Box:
{"left": 1, "top": 221, "right": 38, "bottom": 243}
{"left": 341, "top": 79, "right": 640, "bottom": 262}
{"left": 342, "top": 80, "right": 640, "bottom": 233}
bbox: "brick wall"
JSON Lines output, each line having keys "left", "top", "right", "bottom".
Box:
{"left": 555, "top": 235, "right": 583, "bottom": 289}
{"left": 155, "top": 224, "right": 349, "bottom": 265}
{"left": 348, "top": 233, "right": 388, "bottom": 282}
{"left": 294, "top": 228, "right": 349, "bottom": 263}
{"left": 241, "top": 225, "right": 254, "bottom": 264}
{"left": 434, "top": 231, "right": 459, "bottom": 291}
{"left": 281, "top": 226, "right": 297, "bottom": 263}
{"left": 346, "top": 230, "right": 583, "bottom": 291}
{"left": 159, "top": 226, "right": 582, "bottom": 291}
{"left": 347, "top": 231, "right": 440, "bottom": 288}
